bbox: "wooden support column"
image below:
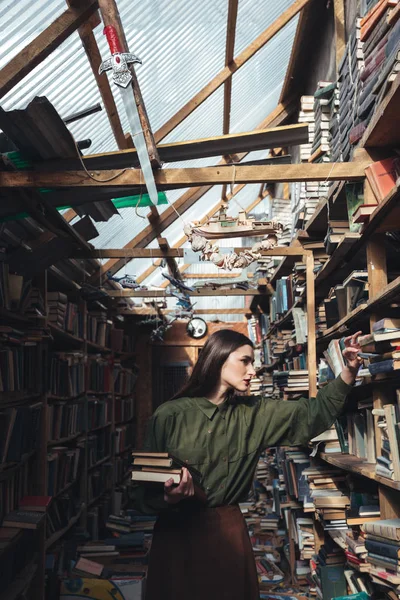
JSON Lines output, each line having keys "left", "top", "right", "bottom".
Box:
{"left": 333, "top": 0, "right": 346, "bottom": 73}
{"left": 366, "top": 233, "right": 388, "bottom": 459}
{"left": 305, "top": 252, "right": 317, "bottom": 397}
{"left": 378, "top": 486, "right": 400, "bottom": 519}
{"left": 97, "top": 0, "right": 161, "bottom": 166}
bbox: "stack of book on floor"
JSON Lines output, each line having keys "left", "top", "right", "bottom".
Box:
{"left": 131, "top": 452, "right": 206, "bottom": 502}
{"left": 362, "top": 517, "right": 400, "bottom": 588}
{"left": 260, "top": 373, "right": 274, "bottom": 397}
{"left": 338, "top": 18, "right": 364, "bottom": 160}
{"left": 310, "top": 538, "right": 347, "bottom": 600}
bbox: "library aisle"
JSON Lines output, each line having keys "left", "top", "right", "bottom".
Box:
{"left": 1, "top": 0, "right": 400, "bottom": 599}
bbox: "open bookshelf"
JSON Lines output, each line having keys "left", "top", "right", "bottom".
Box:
{"left": 0, "top": 273, "right": 138, "bottom": 600}
{"left": 247, "top": 27, "right": 400, "bottom": 598}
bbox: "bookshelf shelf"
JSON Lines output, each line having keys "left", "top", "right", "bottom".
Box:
{"left": 115, "top": 447, "right": 133, "bottom": 457}
{"left": 89, "top": 422, "right": 112, "bottom": 433}
{"left": 0, "top": 307, "right": 31, "bottom": 324}
{"left": 88, "top": 455, "right": 112, "bottom": 471}
{"left": 0, "top": 450, "right": 36, "bottom": 479}
{"left": 88, "top": 488, "right": 111, "bottom": 508}
{"left": 49, "top": 324, "right": 84, "bottom": 345}
{"left": 45, "top": 504, "right": 84, "bottom": 550}
{"left": 0, "top": 558, "right": 38, "bottom": 600}
{"left": 361, "top": 71, "right": 400, "bottom": 148}
{"left": 47, "top": 392, "right": 86, "bottom": 402}
{"left": 87, "top": 341, "right": 112, "bottom": 354}
{"left": 54, "top": 478, "right": 78, "bottom": 499}
{"left": 115, "top": 417, "right": 135, "bottom": 427}
{"left": 320, "top": 452, "right": 400, "bottom": 491}
{"left": 0, "top": 392, "right": 41, "bottom": 406}
{"left": 47, "top": 432, "right": 84, "bottom": 446}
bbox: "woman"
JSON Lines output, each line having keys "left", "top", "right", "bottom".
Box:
{"left": 133, "top": 329, "right": 361, "bottom": 600}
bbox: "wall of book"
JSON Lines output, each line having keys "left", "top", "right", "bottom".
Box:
{"left": 0, "top": 275, "right": 139, "bottom": 599}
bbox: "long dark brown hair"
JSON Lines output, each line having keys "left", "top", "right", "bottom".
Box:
{"left": 171, "top": 329, "right": 253, "bottom": 400}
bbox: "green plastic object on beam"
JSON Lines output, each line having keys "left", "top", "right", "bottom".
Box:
{"left": 0, "top": 151, "right": 168, "bottom": 222}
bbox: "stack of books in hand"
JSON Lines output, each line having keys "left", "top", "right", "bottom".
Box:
{"left": 131, "top": 452, "right": 206, "bottom": 502}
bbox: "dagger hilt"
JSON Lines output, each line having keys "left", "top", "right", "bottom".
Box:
{"left": 103, "top": 25, "right": 123, "bottom": 54}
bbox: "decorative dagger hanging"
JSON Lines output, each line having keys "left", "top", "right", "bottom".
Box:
{"left": 99, "top": 25, "right": 158, "bottom": 206}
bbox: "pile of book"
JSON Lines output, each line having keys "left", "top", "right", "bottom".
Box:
{"left": 260, "top": 372, "right": 274, "bottom": 397}
{"left": 298, "top": 95, "right": 315, "bottom": 162}
{"left": 273, "top": 369, "right": 309, "bottom": 397}
{"left": 359, "top": 318, "right": 400, "bottom": 376}
{"left": 323, "top": 270, "right": 369, "bottom": 327}
{"left": 338, "top": 18, "right": 365, "bottom": 160}
{"left": 330, "top": 85, "right": 342, "bottom": 162}
{"left": 48, "top": 292, "right": 82, "bottom": 337}
{"left": 310, "top": 82, "right": 335, "bottom": 162}
{"left": 350, "top": 1, "right": 400, "bottom": 147}
{"left": 303, "top": 465, "right": 350, "bottom": 529}
{"left": 131, "top": 451, "right": 206, "bottom": 502}
{"left": 272, "top": 197, "right": 293, "bottom": 246}
{"left": 363, "top": 517, "right": 400, "bottom": 589}
{"left": 311, "top": 426, "right": 342, "bottom": 455}
{"left": 373, "top": 401, "right": 400, "bottom": 480}
{"left": 47, "top": 398, "right": 85, "bottom": 441}
{"left": 316, "top": 304, "right": 328, "bottom": 336}
{"left": 49, "top": 352, "right": 86, "bottom": 397}
{"left": 310, "top": 538, "right": 348, "bottom": 600}
{"left": 114, "top": 364, "right": 138, "bottom": 395}
{"left": 324, "top": 219, "right": 352, "bottom": 255}
{"left": 87, "top": 310, "right": 112, "bottom": 348}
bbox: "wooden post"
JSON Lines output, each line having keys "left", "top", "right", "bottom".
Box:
{"left": 378, "top": 486, "right": 400, "bottom": 519}
{"left": 333, "top": 0, "right": 346, "bottom": 73}
{"left": 305, "top": 253, "right": 317, "bottom": 397}
{"left": 366, "top": 235, "right": 388, "bottom": 459}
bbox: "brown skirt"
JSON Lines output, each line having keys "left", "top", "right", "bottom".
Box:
{"left": 145, "top": 504, "right": 259, "bottom": 600}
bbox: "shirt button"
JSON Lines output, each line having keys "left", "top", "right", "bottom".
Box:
{"left": 206, "top": 486, "right": 210, "bottom": 491}
{"left": 223, "top": 457, "right": 227, "bottom": 462}
{"left": 207, "top": 429, "right": 212, "bottom": 434}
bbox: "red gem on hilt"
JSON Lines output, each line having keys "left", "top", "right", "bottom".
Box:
{"left": 116, "top": 56, "right": 120, "bottom": 63}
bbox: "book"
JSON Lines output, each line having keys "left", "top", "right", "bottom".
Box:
{"left": 73, "top": 557, "right": 104, "bottom": 577}
{"left": 362, "top": 518, "right": 400, "bottom": 541}
{"left": 2, "top": 509, "right": 46, "bottom": 529}
{"left": 373, "top": 318, "right": 400, "bottom": 331}
{"left": 19, "top": 496, "right": 52, "bottom": 512}
{"left": 365, "top": 157, "right": 400, "bottom": 202}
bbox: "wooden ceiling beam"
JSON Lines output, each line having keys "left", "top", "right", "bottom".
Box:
{"left": 97, "top": 0, "right": 160, "bottom": 166}
{"left": 154, "top": 0, "right": 311, "bottom": 143}
{"left": 0, "top": 0, "right": 99, "bottom": 99}
{"left": 5, "top": 160, "right": 370, "bottom": 188}
{"left": 93, "top": 99, "right": 297, "bottom": 279}
{"left": 106, "top": 288, "right": 266, "bottom": 297}
{"left": 120, "top": 308, "right": 250, "bottom": 315}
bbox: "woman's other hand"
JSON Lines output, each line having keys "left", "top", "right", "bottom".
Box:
{"left": 341, "top": 331, "right": 363, "bottom": 385}
{"left": 164, "top": 467, "right": 195, "bottom": 504}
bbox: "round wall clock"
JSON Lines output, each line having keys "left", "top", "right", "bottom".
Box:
{"left": 186, "top": 317, "right": 208, "bottom": 339}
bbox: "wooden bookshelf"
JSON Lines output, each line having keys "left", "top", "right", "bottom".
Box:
{"left": 0, "top": 283, "right": 138, "bottom": 599}
{"left": 320, "top": 452, "right": 400, "bottom": 492}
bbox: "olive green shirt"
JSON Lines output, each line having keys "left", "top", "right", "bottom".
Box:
{"left": 131, "top": 375, "right": 352, "bottom": 514}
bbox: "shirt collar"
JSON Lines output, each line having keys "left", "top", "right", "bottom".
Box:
{"left": 195, "top": 397, "right": 231, "bottom": 420}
